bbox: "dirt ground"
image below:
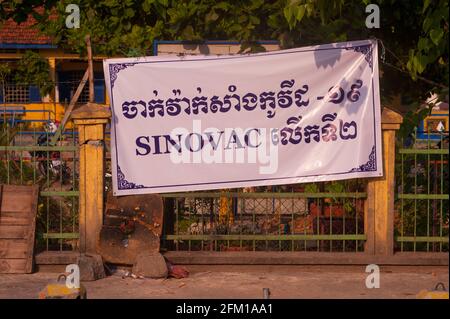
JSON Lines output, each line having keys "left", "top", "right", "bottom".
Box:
{"left": 0, "top": 265, "right": 448, "bottom": 299}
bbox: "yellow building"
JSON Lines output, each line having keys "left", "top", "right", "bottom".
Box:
{"left": 0, "top": 15, "right": 108, "bottom": 128}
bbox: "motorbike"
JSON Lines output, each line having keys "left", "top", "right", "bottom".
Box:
{"left": 35, "top": 121, "right": 73, "bottom": 184}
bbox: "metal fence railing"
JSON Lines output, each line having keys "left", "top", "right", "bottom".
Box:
{"left": 3, "top": 119, "right": 448, "bottom": 257}
{"left": 0, "top": 121, "right": 79, "bottom": 253}
{"left": 0, "top": 108, "right": 53, "bottom": 127}
{"left": 160, "top": 191, "right": 367, "bottom": 252}
{"left": 395, "top": 130, "right": 449, "bottom": 252}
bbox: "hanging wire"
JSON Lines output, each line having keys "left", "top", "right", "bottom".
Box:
{"left": 374, "top": 37, "right": 447, "bottom": 89}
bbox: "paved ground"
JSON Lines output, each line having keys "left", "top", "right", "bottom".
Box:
{"left": 0, "top": 265, "right": 448, "bottom": 299}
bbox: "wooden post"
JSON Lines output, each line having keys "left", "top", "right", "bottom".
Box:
{"left": 85, "top": 35, "right": 95, "bottom": 103}
{"left": 49, "top": 69, "right": 88, "bottom": 146}
{"left": 365, "top": 107, "right": 403, "bottom": 256}
{"left": 72, "top": 103, "right": 111, "bottom": 253}
{"left": 50, "top": 34, "right": 92, "bottom": 145}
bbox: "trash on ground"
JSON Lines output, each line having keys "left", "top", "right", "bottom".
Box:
{"left": 166, "top": 260, "right": 189, "bottom": 279}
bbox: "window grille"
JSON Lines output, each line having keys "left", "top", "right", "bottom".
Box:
{"left": 65, "top": 71, "right": 89, "bottom": 104}
{"left": 3, "top": 75, "right": 30, "bottom": 103}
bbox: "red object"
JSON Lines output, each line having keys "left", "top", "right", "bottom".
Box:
{"left": 309, "top": 202, "right": 344, "bottom": 217}
{"left": 166, "top": 261, "right": 189, "bottom": 279}
{"left": 119, "top": 219, "right": 135, "bottom": 235}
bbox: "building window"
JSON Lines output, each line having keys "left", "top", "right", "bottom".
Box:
{"left": 0, "top": 75, "right": 41, "bottom": 103}
{"left": 63, "top": 70, "right": 89, "bottom": 104}
{"left": 58, "top": 70, "right": 105, "bottom": 104}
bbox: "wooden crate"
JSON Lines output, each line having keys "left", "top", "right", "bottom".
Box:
{"left": 0, "top": 184, "right": 39, "bottom": 273}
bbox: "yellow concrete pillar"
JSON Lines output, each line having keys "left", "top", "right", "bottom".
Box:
{"left": 72, "top": 103, "right": 111, "bottom": 253}
{"left": 365, "top": 107, "right": 403, "bottom": 255}
{"left": 48, "top": 57, "right": 56, "bottom": 102}
{"left": 47, "top": 58, "right": 57, "bottom": 122}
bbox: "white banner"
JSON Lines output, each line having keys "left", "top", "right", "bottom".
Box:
{"left": 104, "top": 39, "right": 382, "bottom": 195}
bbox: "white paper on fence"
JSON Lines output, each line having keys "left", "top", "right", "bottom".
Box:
{"left": 104, "top": 39, "right": 382, "bottom": 195}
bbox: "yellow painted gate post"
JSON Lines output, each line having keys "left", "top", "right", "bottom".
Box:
{"left": 365, "top": 107, "right": 403, "bottom": 255}
{"left": 72, "top": 103, "right": 111, "bottom": 253}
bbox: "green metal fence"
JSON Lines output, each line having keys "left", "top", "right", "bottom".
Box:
{"left": 161, "top": 190, "right": 367, "bottom": 252}
{"left": 395, "top": 130, "right": 449, "bottom": 252}
{"left": 0, "top": 121, "right": 79, "bottom": 252}
{"left": 4, "top": 120, "right": 448, "bottom": 256}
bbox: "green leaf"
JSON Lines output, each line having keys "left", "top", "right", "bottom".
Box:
{"left": 284, "top": 3, "right": 305, "bottom": 30}
{"left": 124, "top": 8, "right": 135, "bottom": 18}
{"left": 413, "top": 54, "right": 426, "bottom": 74}
{"left": 305, "top": 3, "right": 314, "bottom": 16}
{"left": 157, "top": 0, "right": 168, "bottom": 6}
{"left": 181, "top": 25, "right": 195, "bottom": 40}
{"left": 142, "top": 0, "right": 155, "bottom": 12}
{"left": 228, "top": 23, "right": 242, "bottom": 33}
{"left": 295, "top": 5, "right": 305, "bottom": 22}
{"left": 422, "top": 16, "right": 433, "bottom": 32}
{"left": 423, "top": 0, "right": 432, "bottom": 13}
{"left": 249, "top": 15, "right": 260, "bottom": 25}
{"left": 205, "top": 10, "right": 219, "bottom": 23}
{"left": 283, "top": 6, "right": 292, "bottom": 23}
{"left": 214, "top": 2, "right": 230, "bottom": 11}
{"left": 417, "top": 37, "right": 428, "bottom": 52}
{"left": 304, "top": 183, "right": 319, "bottom": 193}
{"left": 238, "top": 15, "right": 247, "bottom": 24}
{"left": 250, "top": 0, "right": 264, "bottom": 10}
{"left": 430, "top": 29, "right": 444, "bottom": 45}
{"left": 267, "top": 14, "right": 279, "bottom": 29}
